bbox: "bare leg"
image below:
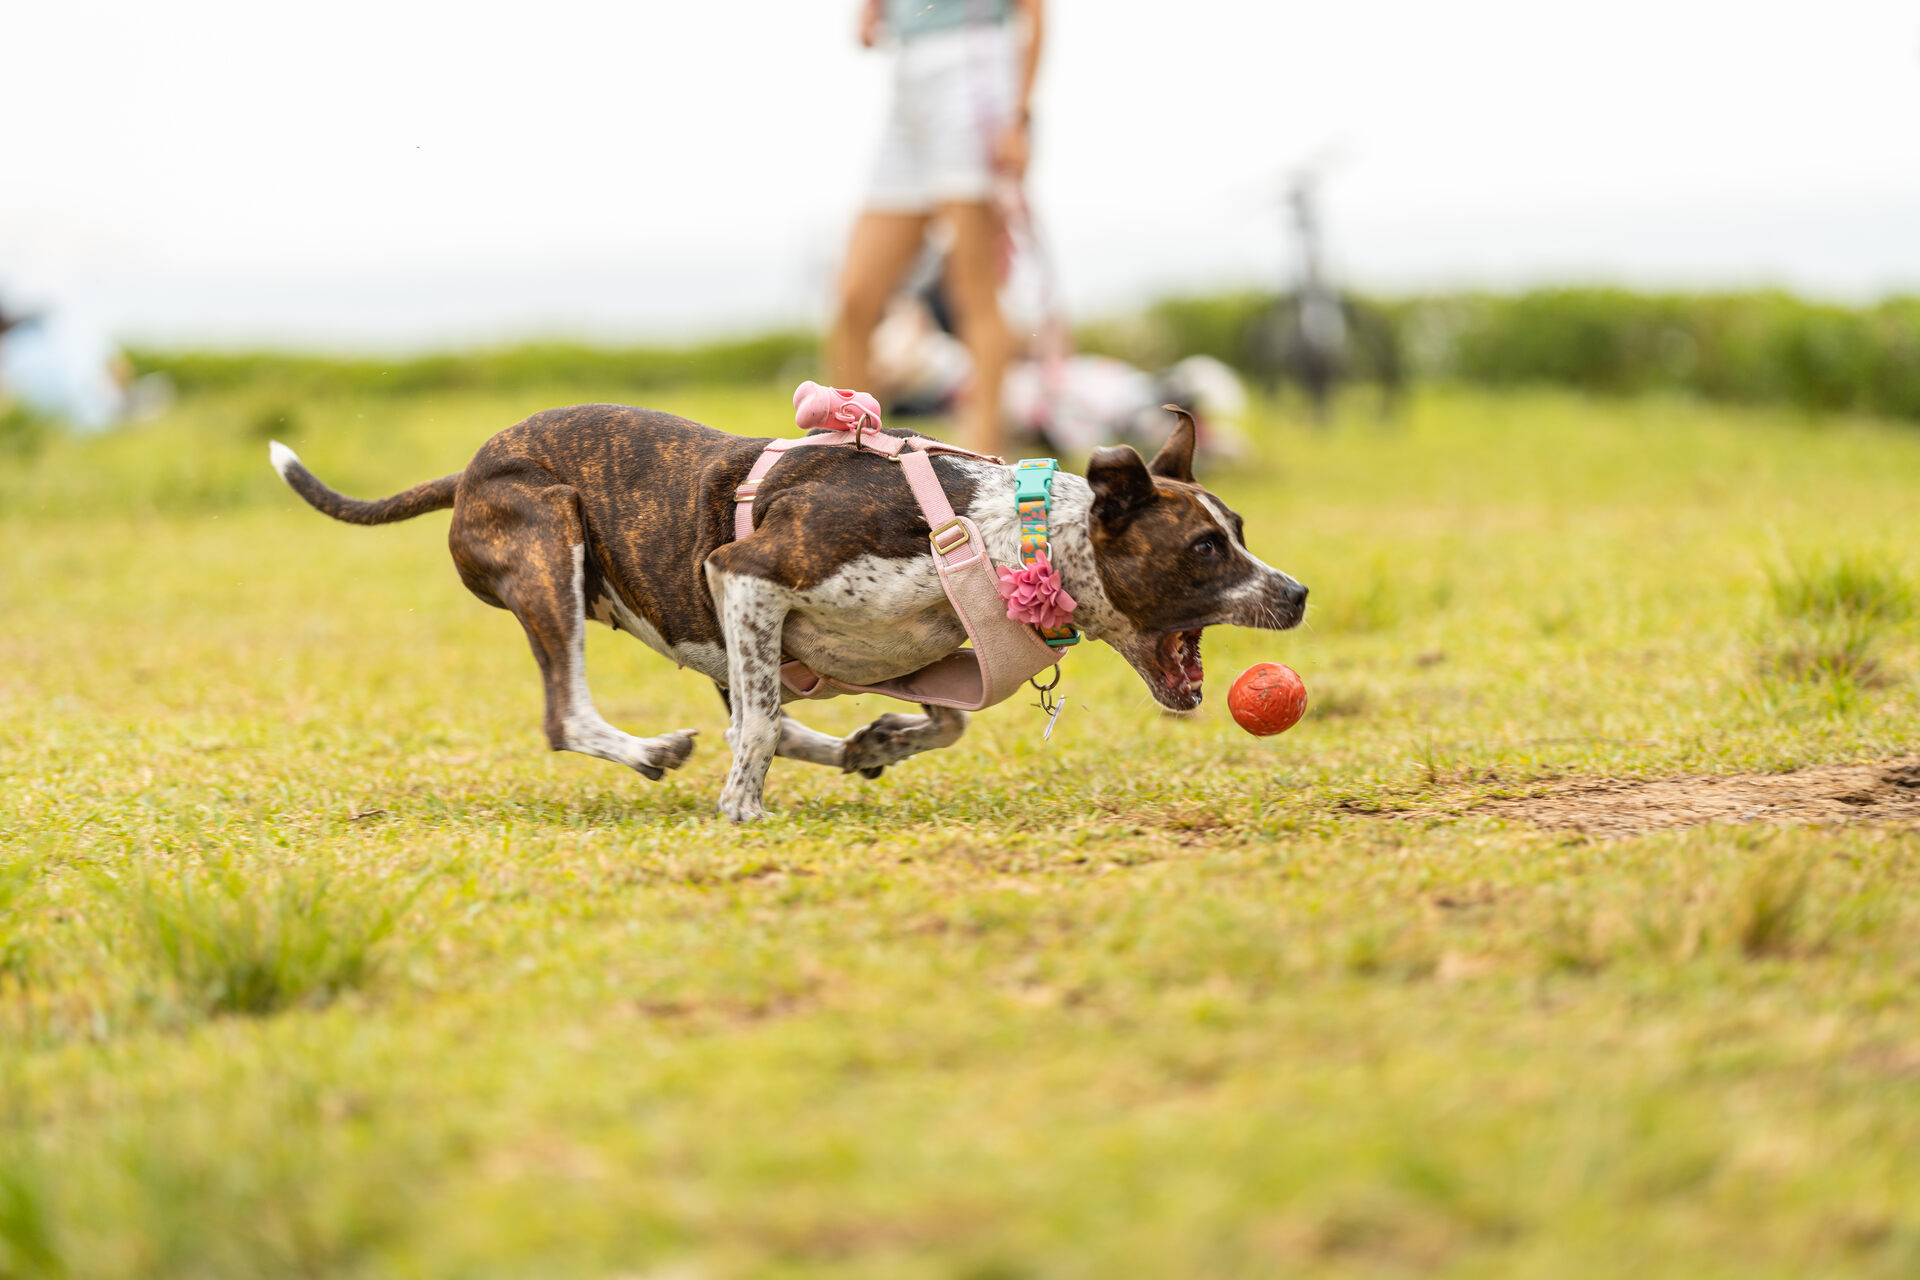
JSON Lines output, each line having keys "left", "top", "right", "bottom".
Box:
{"left": 941, "top": 200, "right": 1013, "bottom": 458}
{"left": 830, "top": 210, "right": 931, "bottom": 394}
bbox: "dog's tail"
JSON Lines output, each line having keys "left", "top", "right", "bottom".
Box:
{"left": 268, "top": 441, "right": 459, "bottom": 525}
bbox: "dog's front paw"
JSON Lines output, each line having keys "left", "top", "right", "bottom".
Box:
{"left": 840, "top": 713, "right": 924, "bottom": 776}
{"left": 717, "top": 783, "right": 768, "bottom": 824}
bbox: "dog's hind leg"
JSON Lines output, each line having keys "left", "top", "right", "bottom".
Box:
{"left": 839, "top": 706, "right": 969, "bottom": 775}
{"left": 774, "top": 715, "right": 853, "bottom": 769}
{"left": 723, "top": 682, "right": 967, "bottom": 781}
{"left": 461, "top": 483, "right": 696, "bottom": 780}
{"left": 772, "top": 706, "right": 969, "bottom": 779}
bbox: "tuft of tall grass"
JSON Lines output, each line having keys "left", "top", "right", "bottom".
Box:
{"left": 1529, "top": 834, "right": 1861, "bottom": 975}
{"left": 1731, "top": 856, "right": 1815, "bottom": 960}
{"left": 1765, "top": 550, "right": 1912, "bottom": 626}
{"left": 114, "top": 865, "right": 409, "bottom": 1018}
{"left": 1754, "top": 549, "right": 1911, "bottom": 697}
{"left": 1755, "top": 618, "right": 1887, "bottom": 689}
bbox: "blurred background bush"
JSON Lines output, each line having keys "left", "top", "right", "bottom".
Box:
{"left": 1079, "top": 288, "right": 1920, "bottom": 421}
{"left": 127, "top": 331, "right": 818, "bottom": 401}
{"left": 126, "top": 289, "right": 1920, "bottom": 423}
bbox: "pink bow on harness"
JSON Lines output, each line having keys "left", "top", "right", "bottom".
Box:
{"left": 793, "top": 381, "right": 883, "bottom": 436}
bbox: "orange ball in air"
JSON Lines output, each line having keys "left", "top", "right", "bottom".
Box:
{"left": 1228, "top": 662, "right": 1308, "bottom": 736}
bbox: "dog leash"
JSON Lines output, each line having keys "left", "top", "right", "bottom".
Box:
{"left": 732, "top": 382, "right": 1073, "bottom": 716}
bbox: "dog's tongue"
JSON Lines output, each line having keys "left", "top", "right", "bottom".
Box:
{"left": 1184, "top": 648, "right": 1204, "bottom": 684}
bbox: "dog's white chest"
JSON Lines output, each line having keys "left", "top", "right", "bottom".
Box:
{"left": 780, "top": 553, "right": 965, "bottom": 686}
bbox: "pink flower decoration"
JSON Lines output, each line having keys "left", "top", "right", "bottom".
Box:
{"left": 996, "top": 551, "right": 1078, "bottom": 630}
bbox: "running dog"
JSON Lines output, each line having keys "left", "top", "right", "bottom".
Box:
{"left": 269, "top": 403, "right": 1306, "bottom": 821}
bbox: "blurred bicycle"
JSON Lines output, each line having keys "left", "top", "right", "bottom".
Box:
{"left": 1247, "top": 167, "right": 1403, "bottom": 422}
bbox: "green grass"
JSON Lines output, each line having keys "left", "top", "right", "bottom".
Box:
{"left": 2, "top": 382, "right": 1919, "bottom": 1277}
{"left": 1754, "top": 548, "right": 1916, "bottom": 701}
{"left": 113, "top": 861, "right": 412, "bottom": 1019}
{"left": 1766, "top": 549, "right": 1913, "bottom": 626}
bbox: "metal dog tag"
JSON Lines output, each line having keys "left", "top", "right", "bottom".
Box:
{"left": 1030, "top": 670, "right": 1066, "bottom": 743}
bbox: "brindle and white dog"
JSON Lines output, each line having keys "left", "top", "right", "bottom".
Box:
{"left": 270, "top": 405, "right": 1306, "bottom": 821}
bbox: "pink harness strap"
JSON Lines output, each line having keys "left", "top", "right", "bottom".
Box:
{"left": 731, "top": 384, "right": 1062, "bottom": 711}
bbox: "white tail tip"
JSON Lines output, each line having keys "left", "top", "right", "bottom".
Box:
{"left": 268, "top": 440, "right": 300, "bottom": 480}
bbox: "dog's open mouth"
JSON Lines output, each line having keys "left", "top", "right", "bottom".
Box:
{"left": 1153, "top": 628, "right": 1205, "bottom": 709}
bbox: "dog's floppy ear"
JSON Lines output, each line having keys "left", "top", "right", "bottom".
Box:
{"left": 1147, "top": 404, "right": 1197, "bottom": 483}
{"left": 1087, "top": 445, "right": 1158, "bottom": 534}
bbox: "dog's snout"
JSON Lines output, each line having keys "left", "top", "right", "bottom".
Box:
{"left": 1273, "top": 577, "right": 1307, "bottom": 627}
{"left": 1245, "top": 574, "right": 1308, "bottom": 630}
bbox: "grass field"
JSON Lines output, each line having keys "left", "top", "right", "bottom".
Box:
{"left": 3, "top": 381, "right": 1920, "bottom": 1278}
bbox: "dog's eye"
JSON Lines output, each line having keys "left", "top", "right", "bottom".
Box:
{"left": 1192, "top": 537, "right": 1220, "bottom": 558}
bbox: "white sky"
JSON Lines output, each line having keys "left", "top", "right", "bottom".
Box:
{"left": 5, "top": 0, "right": 1919, "bottom": 349}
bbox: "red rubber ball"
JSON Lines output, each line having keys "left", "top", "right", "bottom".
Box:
{"left": 1228, "top": 662, "right": 1308, "bottom": 737}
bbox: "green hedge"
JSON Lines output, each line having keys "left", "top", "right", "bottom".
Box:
{"left": 1411, "top": 290, "right": 1920, "bottom": 418}
{"left": 1080, "top": 288, "right": 1920, "bottom": 421}
{"left": 128, "top": 290, "right": 1920, "bottom": 422}
{"left": 128, "top": 332, "right": 818, "bottom": 398}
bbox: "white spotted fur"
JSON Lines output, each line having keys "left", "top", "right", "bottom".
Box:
{"left": 708, "top": 566, "right": 791, "bottom": 821}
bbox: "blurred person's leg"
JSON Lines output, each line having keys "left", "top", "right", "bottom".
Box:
{"left": 831, "top": 214, "right": 929, "bottom": 396}
{"left": 939, "top": 200, "right": 1011, "bottom": 458}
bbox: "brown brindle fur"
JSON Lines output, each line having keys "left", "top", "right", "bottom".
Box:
{"left": 1092, "top": 481, "right": 1252, "bottom": 634}
{"left": 438, "top": 407, "right": 979, "bottom": 659}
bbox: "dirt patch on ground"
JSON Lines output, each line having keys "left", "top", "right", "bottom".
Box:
{"left": 1480, "top": 758, "right": 1920, "bottom": 837}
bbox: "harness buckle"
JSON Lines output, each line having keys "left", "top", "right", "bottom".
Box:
{"left": 1014, "top": 458, "right": 1059, "bottom": 504}
{"left": 928, "top": 516, "right": 969, "bottom": 555}
{"left": 733, "top": 481, "right": 759, "bottom": 504}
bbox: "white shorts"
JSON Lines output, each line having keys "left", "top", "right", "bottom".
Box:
{"left": 867, "top": 24, "right": 1017, "bottom": 212}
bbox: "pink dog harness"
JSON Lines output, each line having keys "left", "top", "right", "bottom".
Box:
{"left": 732, "top": 382, "right": 1068, "bottom": 711}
